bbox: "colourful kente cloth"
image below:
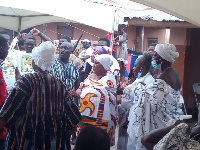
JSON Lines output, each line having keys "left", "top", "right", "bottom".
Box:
{"left": 78, "top": 74, "right": 117, "bottom": 146}
{"left": 69, "top": 54, "right": 83, "bottom": 70}
{"left": 0, "top": 72, "right": 81, "bottom": 149}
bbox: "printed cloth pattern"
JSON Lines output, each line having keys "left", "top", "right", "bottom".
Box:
{"left": 78, "top": 74, "right": 117, "bottom": 146}
{"left": 127, "top": 79, "right": 183, "bottom": 150}
{"left": 154, "top": 123, "right": 200, "bottom": 150}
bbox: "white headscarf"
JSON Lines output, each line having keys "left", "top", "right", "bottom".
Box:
{"left": 155, "top": 44, "right": 179, "bottom": 63}
{"left": 95, "top": 54, "right": 113, "bottom": 71}
{"left": 32, "top": 41, "right": 55, "bottom": 71}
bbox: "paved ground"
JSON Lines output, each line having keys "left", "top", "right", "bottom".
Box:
{"left": 71, "top": 125, "right": 119, "bottom": 150}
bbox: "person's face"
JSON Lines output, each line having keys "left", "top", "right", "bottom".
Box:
{"left": 93, "top": 59, "right": 105, "bottom": 75}
{"left": 25, "top": 39, "right": 36, "bottom": 53}
{"left": 147, "top": 46, "right": 155, "bottom": 56}
{"left": 59, "top": 39, "right": 68, "bottom": 49}
{"left": 19, "top": 45, "right": 25, "bottom": 51}
{"left": 133, "top": 60, "right": 142, "bottom": 78}
{"left": 59, "top": 42, "right": 72, "bottom": 61}
{"left": 83, "top": 42, "right": 90, "bottom": 49}
{"left": 118, "top": 28, "right": 123, "bottom": 35}
{"left": 153, "top": 52, "right": 163, "bottom": 65}
{"left": 0, "top": 34, "right": 11, "bottom": 45}
{"left": 0, "top": 42, "right": 9, "bottom": 60}
{"left": 97, "top": 40, "right": 108, "bottom": 46}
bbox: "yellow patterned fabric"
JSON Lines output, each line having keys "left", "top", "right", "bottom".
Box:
{"left": 78, "top": 74, "right": 117, "bottom": 146}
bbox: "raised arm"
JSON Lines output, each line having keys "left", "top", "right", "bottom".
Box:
{"left": 30, "top": 28, "right": 52, "bottom": 42}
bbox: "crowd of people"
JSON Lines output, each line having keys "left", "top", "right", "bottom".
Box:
{"left": 0, "top": 23, "right": 199, "bottom": 150}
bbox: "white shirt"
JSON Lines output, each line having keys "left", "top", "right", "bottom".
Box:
{"left": 85, "top": 47, "right": 94, "bottom": 56}
{"left": 3, "top": 49, "right": 18, "bottom": 92}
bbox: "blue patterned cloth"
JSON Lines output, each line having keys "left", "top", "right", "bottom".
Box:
{"left": 50, "top": 58, "right": 79, "bottom": 91}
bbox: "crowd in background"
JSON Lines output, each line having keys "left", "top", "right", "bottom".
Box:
{"left": 0, "top": 24, "right": 199, "bottom": 150}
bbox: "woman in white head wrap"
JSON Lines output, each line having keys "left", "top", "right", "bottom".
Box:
{"left": 127, "top": 44, "right": 183, "bottom": 150}
{"left": 152, "top": 44, "right": 181, "bottom": 90}
{"left": 69, "top": 54, "right": 117, "bottom": 146}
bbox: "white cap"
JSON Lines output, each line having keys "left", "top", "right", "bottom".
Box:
{"left": 83, "top": 39, "right": 90, "bottom": 43}
{"left": 95, "top": 54, "right": 113, "bottom": 71}
{"left": 155, "top": 44, "right": 179, "bottom": 63}
{"left": 32, "top": 41, "right": 55, "bottom": 71}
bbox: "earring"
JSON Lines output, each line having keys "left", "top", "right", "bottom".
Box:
{"left": 140, "top": 67, "right": 143, "bottom": 73}
{"left": 159, "top": 58, "right": 163, "bottom": 64}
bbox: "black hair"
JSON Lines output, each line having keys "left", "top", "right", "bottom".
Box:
{"left": 0, "top": 35, "right": 8, "bottom": 59}
{"left": 25, "top": 36, "right": 36, "bottom": 44}
{"left": 29, "top": 36, "right": 36, "bottom": 41}
{"left": 0, "top": 35, "right": 8, "bottom": 47}
{"left": 18, "top": 40, "right": 25, "bottom": 46}
{"left": 138, "top": 51, "right": 152, "bottom": 71}
{"left": 0, "top": 30, "right": 10, "bottom": 36}
{"left": 74, "top": 125, "right": 110, "bottom": 150}
{"left": 118, "top": 24, "right": 124, "bottom": 30}
{"left": 60, "top": 36, "right": 71, "bottom": 43}
{"left": 149, "top": 43, "right": 158, "bottom": 47}
{"left": 98, "top": 37, "right": 110, "bottom": 47}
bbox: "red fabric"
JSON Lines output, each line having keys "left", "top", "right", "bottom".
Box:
{"left": 0, "top": 127, "right": 6, "bottom": 139}
{"left": 0, "top": 69, "right": 7, "bottom": 139}
{"left": 0, "top": 70, "right": 6, "bottom": 105}
{"left": 125, "top": 55, "right": 132, "bottom": 74}
{"left": 106, "top": 33, "right": 116, "bottom": 52}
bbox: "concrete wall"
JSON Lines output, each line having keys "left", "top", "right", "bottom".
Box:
{"left": 34, "top": 22, "right": 107, "bottom": 46}
{"left": 143, "top": 27, "right": 166, "bottom": 50}
{"left": 170, "top": 28, "right": 186, "bottom": 45}
{"left": 125, "top": 26, "right": 166, "bottom": 51}
{"left": 124, "top": 25, "right": 137, "bottom": 50}
{"left": 169, "top": 28, "right": 187, "bottom": 97}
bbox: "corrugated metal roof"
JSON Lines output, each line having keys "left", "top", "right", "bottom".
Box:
{"left": 129, "top": 9, "right": 184, "bottom": 21}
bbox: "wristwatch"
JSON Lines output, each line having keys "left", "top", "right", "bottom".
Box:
{"left": 38, "top": 32, "right": 42, "bottom": 37}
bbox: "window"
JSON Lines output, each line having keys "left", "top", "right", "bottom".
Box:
{"left": 57, "top": 26, "right": 73, "bottom": 40}
{"left": 147, "top": 38, "right": 158, "bottom": 48}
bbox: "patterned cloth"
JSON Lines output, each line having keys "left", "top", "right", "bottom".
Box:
{"left": 50, "top": 58, "right": 79, "bottom": 91}
{"left": 121, "top": 73, "right": 155, "bottom": 110}
{"left": 117, "top": 73, "right": 154, "bottom": 150}
{"left": 117, "top": 33, "right": 128, "bottom": 65}
{"left": 127, "top": 79, "right": 183, "bottom": 150}
{"left": 0, "top": 71, "right": 81, "bottom": 149}
{"left": 69, "top": 54, "right": 83, "bottom": 70}
{"left": 77, "top": 74, "right": 117, "bottom": 146}
{"left": 154, "top": 123, "right": 200, "bottom": 150}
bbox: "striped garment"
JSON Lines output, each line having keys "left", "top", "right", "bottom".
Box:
{"left": 50, "top": 58, "right": 79, "bottom": 92}
{"left": 0, "top": 71, "right": 82, "bottom": 150}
